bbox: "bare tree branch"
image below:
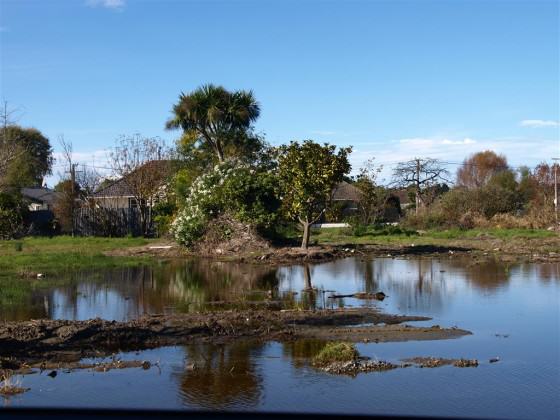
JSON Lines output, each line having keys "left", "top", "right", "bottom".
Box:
{"left": 392, "top": 158, "right": 450, "bottom": 214}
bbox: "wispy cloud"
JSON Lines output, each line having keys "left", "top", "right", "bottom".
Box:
{"left": 310, "top": 130, "right": 337, "bottom": 136}
{"left": 85, "top": 0, "right": 126, "bottom": 10}
{"left": 399, "top": 137, "right": 477, "bottom": 148}
{"left": 520, "top": 119, "right": 559, "bottom": 128}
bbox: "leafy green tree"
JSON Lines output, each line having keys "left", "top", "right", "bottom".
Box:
{"left": 166, "top": 84, "right": 261, "bottom": 162}
{"left": 0, "top": 125, "right": 53, "bottom": 188}
{"left": 277, "top": 140, "right": 351, "bottom": 249}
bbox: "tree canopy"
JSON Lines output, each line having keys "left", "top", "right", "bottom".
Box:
{"left": 456, "top": 150, "right": 509, "bottom": 189}
{"left": 277, "top": 140, "right": 351, "bottom": 249}
{"left": 166, "top": 84, "right": 261, "bottom": 162}
{"left": 0, "top": 125, "right": 53, "bottom": 189}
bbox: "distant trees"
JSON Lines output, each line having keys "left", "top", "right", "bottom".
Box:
{"left": 0, "top": 103, "right": 53, "bottom": 191}
{"left": 353, "top": 158, "right": 388, "bottom": 225}
{"left": 0, "top": 103, "right": 53, "bottom": 238}
{"left": 166, "top": 84, "right": 261, "bottom": 163}
{"left": 392, "top": 158, "right": 449, "bottom": 214}
{"left": 277, "top": 140, "right": 351, "bottom": 249}
{"left": 456, "top": 150, "right": 508, "bottom": 188}
{"left": 0, "top": 126, "right": 53, "bottom": 188}
{"left": 109, "top": 134, "right": 171, "bottom": 236}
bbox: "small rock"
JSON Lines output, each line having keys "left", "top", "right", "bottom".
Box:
{"left": 186, "top": 363, "right": 196, "bottom": 371}
{"left": 37, "top": 273, "right": 45, "bottom": 279}
{"left": 489, "top": 357, "right": 500, "bottom": 363}
{"left": 141, "top": 361, "right": 151, "bottom": 370}
{"left": 47, "top": 370, "right": 57, "bottom": 378}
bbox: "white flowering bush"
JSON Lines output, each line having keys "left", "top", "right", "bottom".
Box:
{"left": 172, "top": 160, "right": 279, "bottom": 246}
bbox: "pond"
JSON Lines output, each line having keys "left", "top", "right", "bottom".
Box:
{"left": 1, "top": 257, "right": 559, "bottom": 419}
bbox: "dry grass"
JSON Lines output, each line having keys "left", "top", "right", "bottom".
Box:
{"left": 0, "top": 372, "right": 29, "bottom": 396}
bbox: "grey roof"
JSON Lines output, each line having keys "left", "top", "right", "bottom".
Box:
{"left": 21, "top": 187, "right": 62, "bottom": 205}
{"left": 332, "top": 182, "right": 362, "bottom": 202}
{"left": 93, "top": 178, "right": 134, "bottom": 198}
{"left": 93, "top": 160, "right": 172, "bottom": 198}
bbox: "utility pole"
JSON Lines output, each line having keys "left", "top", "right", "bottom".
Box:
{"left": 70, "top": 163, "right": 77, "bottom": 237}
{"left": 415, "top": 158, "right": 421, "bottom": 215}
{"left": 553, "top": 158, "right": 559, "bottom": 225}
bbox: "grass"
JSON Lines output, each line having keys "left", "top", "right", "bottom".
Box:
{"left": 310, "top": 226, "right": 556, "bottom": 246}
{"left": 0, "top": 236, "right": 156, "bottom": 278}
{"left": 312, "top": 342, "right": 358, "bottom": 366}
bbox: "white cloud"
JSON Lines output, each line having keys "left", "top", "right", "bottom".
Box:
{"left": 441, "top": 138, "right": 476, "bottom": 145}
{"left": 86, "top": 0, "right": 125, "bottom": 10}
{"left": 350, "top": 135, "right": 556, "bottom": 184}
{"left": 520, "top": 119, "right": 559, "bottom": 128}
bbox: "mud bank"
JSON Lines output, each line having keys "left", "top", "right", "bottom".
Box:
{"left": 104, "top": 237, "right": 560, "bottom": 265}
{"left": 0, "top": 309, "right": 469, "bottom": 365}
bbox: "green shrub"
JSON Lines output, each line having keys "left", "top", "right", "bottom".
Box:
{"left": 172, "top": 160, "right": 280, "bottom": 246}
{"left": 0, "top": 193, "right": 26, "bottom": 239}
{"left": 312, "top": 342, "right": 358, "bottom": 366}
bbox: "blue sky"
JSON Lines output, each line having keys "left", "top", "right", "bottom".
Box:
{"left": 1, "top": 0, "right": 559, "bottom": 185}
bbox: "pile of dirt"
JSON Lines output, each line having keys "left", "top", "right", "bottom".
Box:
{"left": 193, "top": 214, "right": 272, "bottom": 256}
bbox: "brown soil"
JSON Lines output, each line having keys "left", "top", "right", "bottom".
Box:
{"left": 402, "top": 356, "right": 479, "bottom": 368}
{"left": 105, "top": 233, "right": 560, "bottom": 264}
{"left": 193, "top": 214, "right": 272, "bottom": 256}
{"left": 0, "top": 309, "right": 468, "bottom": 366}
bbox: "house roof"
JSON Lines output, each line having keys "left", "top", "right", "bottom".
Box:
{"left": 332, "top": 181, "right": 362, "bottom": 202}
{"left": 21, "top": 187, "right": 62, "bottom": 205}
{"left": 93, "top": 160, "right": 172, "bottom": 198}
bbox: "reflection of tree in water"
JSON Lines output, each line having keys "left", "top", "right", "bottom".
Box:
{"left": 358, "top": 258, "right": 446, "bottom": 315}
{"left": 537, "top": 263, "right": 560, "bottom": 283}
{"left": 0, "top": 279, "right": 49, "bottom": 321}
{"left": 300, "top": 264, "right": 318, "bottom": 309}
{"left": 353, "top": 259, "right": 378, "bottom": 293}
{"left": 518, "top": 263, "right": 560, "bottom": 285}
{"left": 177, "top": 341, "right": 263, "bottom": 410}
{"left": 156, "top": 260, "right": 279, "bottom": 312}
{"left": 281, "top": 339, "right": 326, "bottom": 369}
{"left": 441, "top": 258, "right": 511, "bottom": 290}
{"left": 49, "top": 266, "right": 156, "bottom": 320}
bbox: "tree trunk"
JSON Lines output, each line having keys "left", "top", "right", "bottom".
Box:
{"left": 301, "top": 221, "right": 311, "bottom": 249}
{"left": 215, "top": 140, "right": 224, "bottom": 162}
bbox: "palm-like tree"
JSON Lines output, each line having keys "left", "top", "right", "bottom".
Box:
{"left": 166, "top": 84, "right": 260, "bottom": 162}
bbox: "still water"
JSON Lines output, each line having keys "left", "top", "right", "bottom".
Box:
{"left": 1, "top": 257, "right": 559, "bottom": 419}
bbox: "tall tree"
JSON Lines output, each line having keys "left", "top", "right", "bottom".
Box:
{"left": 277, "top": 140, "right": 351, "bottom": 249}
{"left": 0, "top": 103, "right": 24, "bottom": 192}
{"left": 109, "top": 134, "right": 171, "bottom": 236}
{"left": 456, "top": 150, "right": 508, "bottom": 189}
{"left": 166, "top": 84, "right": 260, "bottom": 162}
{"left": 392, "top": 158, "right": 449, "bottom": 214}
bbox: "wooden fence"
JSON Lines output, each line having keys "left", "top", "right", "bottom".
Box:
{"left": 73, "top": 207, "right": 154, "bottom": 237}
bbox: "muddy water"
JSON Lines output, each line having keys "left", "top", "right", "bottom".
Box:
{"left": 1, "top": 257, "right": 559, "bottom": 419}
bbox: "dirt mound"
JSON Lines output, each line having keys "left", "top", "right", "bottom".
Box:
{"left": 194, "top": 214, "right": 272, "bottom": 256}
{"left": 0, "top": 309, "right": 468, "bottom": 364}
